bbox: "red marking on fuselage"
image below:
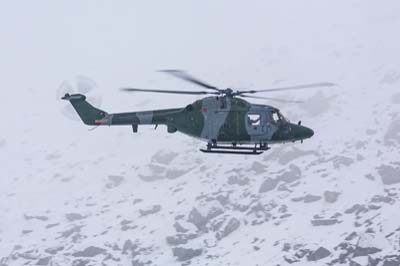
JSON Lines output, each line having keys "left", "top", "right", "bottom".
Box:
{"left": 200, "top": 107, "right": 208, "bottom": 113}
{"left": 95, "top": 118, "right": 108, "bottom": 124}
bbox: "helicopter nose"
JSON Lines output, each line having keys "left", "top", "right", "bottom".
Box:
{"left": 292, "top": 124, "right": 314, "bottom": 140}
{"left": 303, "top": 127, "right": 314, "bottom": 139}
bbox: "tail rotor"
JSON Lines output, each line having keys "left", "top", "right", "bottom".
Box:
{"left": 57, "top": 76, "right": 102, "bottom": 121}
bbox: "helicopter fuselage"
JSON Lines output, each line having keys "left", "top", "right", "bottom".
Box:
{"left": 63, "top": 94, "right": 314, "bottom": 146}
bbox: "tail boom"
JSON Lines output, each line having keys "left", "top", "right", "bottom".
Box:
{"left": 62, "top": 93, "right": 180, "bottom": 127}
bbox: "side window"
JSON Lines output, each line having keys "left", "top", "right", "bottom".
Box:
{"left": 247, "top": 114, "right": 261, "bottom": 126}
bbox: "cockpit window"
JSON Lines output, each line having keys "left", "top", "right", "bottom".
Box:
{"left": 272, "top": 112, "right": 280, "bottom": 123}
{"left": 270, "top": 110, "right": 289, "bottom": 124}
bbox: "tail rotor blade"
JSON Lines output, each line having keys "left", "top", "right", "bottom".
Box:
{"left": 76, "top": 76, "right": 97, "bottom": 94}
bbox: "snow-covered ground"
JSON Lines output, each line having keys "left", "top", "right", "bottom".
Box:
{"left": 1, "top": 1, "right": 400, "bottom": 265}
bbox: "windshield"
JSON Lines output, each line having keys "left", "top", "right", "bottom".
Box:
{"left": 270, "top": 110, "right": 289, "bottom": 124}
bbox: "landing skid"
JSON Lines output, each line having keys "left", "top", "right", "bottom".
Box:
{"left": 200, "top": 143, "right": 270, "bottom": 155}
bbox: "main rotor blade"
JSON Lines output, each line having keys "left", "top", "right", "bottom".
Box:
{"left": 159, "top": 69, "right": 220, "bottom": 91}
{"left": 238, "top": 82, "right": 336, "bottom": 94}
{"left": 120, "top": 87, "right": 218, "bottom": 95}
{"left": 240, "top": 95, "right": 304, "bottom": 103}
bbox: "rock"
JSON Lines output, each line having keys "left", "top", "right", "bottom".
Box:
{"left": 307, "top": 247, "right": 331, "bottom": 261}
{"left": 152, "top": 150, "right": 178, "bottom": 165}
{"left": 311, "top": 219, "right": 339, "bottom": 226}
{"left": 250, "top": 162, "right": 267, "bottom": 174}
{"left": 45, "top": 247, "right": 63, "bottom": 255}
{"left": 24, "top": 214, "right": 49, "bottom": 221}
{"left": 258, "top": 178, "right": 279, "bottom": 193}
{"left": 227, "top": 175, "right": 249, "bottom": 186}
{"left": 172, "top": 247, "right": 202, "bottom": 261}
{"left": 353, "top": 246, "right": 381, "bottom": 257}
{"left": 65, "top": 213, "right": 87, "bottom": 222}
{"left": 277, "top": 147, "right": 318, "bottom": 165}
{"left": 187, "top": 208, "right": 208, "bottom": 230}
{"left": 292, "top": 195, "right": 320, "bottom": 203}
{"left": 36, "top": 256, "right": 51, "bottom": 265}
{"left": 345, "top": 204, "right": 368, "bottom": 215}
{"left": 385, "top": 119, "right": 400, "bottom": 146}
{"left": 122, "top": 240, "right": 139, "bottom": 257}
{"left": 72, "top": 259, "right": 90, "bottom": 266}
{"left": 371, "top": 195, "right": 394, "bottom": 204}
{"left": 187, "top": 204, "right": 223, "bottom": 231}
{"left": 58, "top": 225, "right": 82, "bottom": 239}
{"left": 377, "top": 164, "right": 400, "bottom": 185}
{"left": 106, "top": 175, "right": 124, "bottom": 188}
{"left": 216, "top": 218, "right": 240, "bottom": 240}
{"left": 166, "top": 234, "right": 197, "bottom": 246}
{"left": 173, "top": 222, "right": 190, "bottom": 233}
{"left": 72, "top": 246, "right": 106, "bottom": 257}
{"left": 382, "top": 255, "right": 400, "bottom": 266}
{"left": 132, "top": 259, "right": 146, "bottom": 266}
{"left": 324, "top": 191, "right": 340, "bottom": 203}
{"left": 292, "top": 194, "right": 322, "bottom": 203}
{"left": 139, "top": 205, "right": 161, "bottom": 216}
{"left": 277, "top": 165, "right": 302, "bottom": 183}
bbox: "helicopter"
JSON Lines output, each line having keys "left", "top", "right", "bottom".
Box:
{"left": 62, "top": 70, "right": 334, "bottom": 155}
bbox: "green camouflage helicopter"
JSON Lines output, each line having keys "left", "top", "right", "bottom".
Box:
{"left": 62, "top": 70, "right": 334, "bottom": 154}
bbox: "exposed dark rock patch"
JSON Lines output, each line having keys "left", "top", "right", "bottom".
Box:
{"left": 174, "top": 221, "right": 189, "bottom": 233}
{"left": 45, "top": 246, "right": 64, "bottom": 255}
{"left": 259, "top": 178, "right": 279, "bottom": 193}
{"left": 122, "top": 240, "right": 139, "bottom": 257}
{"left": 106, "top": 175, "right": 124, "bottom": 188}
{"left": 139, "top": 205, "right": 161, "bottom": 216}
{"left": 216, "top": 218, "right": 240, "bottom": 240}
{"left": 249, "top": 161, "right": 267, "bottom": 174}
{"left": 172, "top": 247, "right": 202, "bottom": 261}
{"left": 66, "top": 213, "right": 87, "bottom": 222}
{"left": 345, "top": 204, "right": 368, "bottom": 215}
{"left": 277, "top": 147, "right": 318, "bottom": 165}
{"left": 72, "top": 246, "right": 106, "bottom": 257}
{"left": 311, "top": 219, "right": 339, "bottom": 226}
{"left": 151, "top": 150, "right": 179, "bottom": 165}
{"left": 377, "top": 164, "right": 400, "bottom": 185}
{"left": 24, "top": 214, "right": 49, "bottom": 221}
{"left": 385, "top": 119, "right": 400, "bottom": 146}
{"left": 45, "top": 223, "right": 59, "bottom": 229}
{"left": 331, "top": 156, "right": 354, "bottom": 168}
{"left": 227, "top": 175, "right": 249, "bottom": 186}
{"left": 72, "top": 259, "right": 90, "bottom": 266}
{"left": 166, "top": 234, "right": 197, "bottom": 246}
{"left": 277, "top": 165, "right": 302, "bottom": 183}
{"left": 58, "top": 225, "right": 82, "bottom": 239}
{"left": 324, "top": 191, "right": 340, "bottom": 203}
{"left": 307, "top": 247, "right": 331, "bottom": 261}
{"left": 36, "top": 256, "right": 51, "bottom": 265}
{"left": 353, "top": 246, "right": 381, "bottom": 257}
{"left": 187, "top": 206, "right": 223, "bottom": 231}
{"left": 292, "top": 194, "right": 322, "bottom": 203}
